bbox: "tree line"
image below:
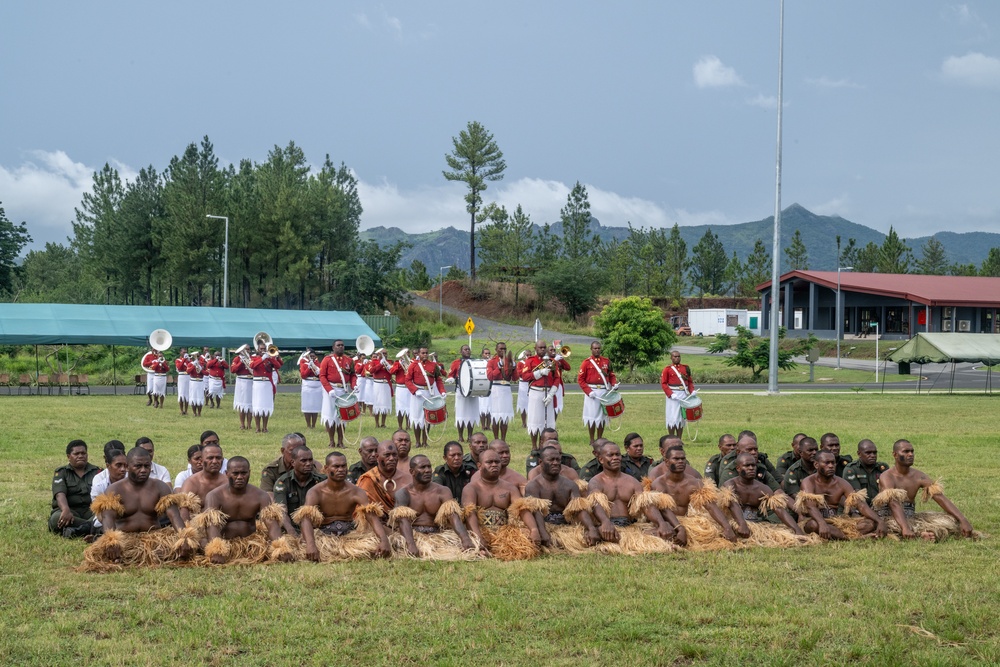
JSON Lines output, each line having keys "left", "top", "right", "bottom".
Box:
{"left": 3, "top": 137, "right": 408, "bottom": 313}
{"left": 3, "top": 122, "right": 999, "bottom": 317}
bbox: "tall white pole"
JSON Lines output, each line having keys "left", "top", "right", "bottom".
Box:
{"left": 206, "top": 215, "right": 229, "bottom": 308}
{"left": 875, "top": 323, "right": 879, "bottom": 384}
{"left": 836, "top": 266, "right": 853, "bottom": 369}
{"left": 767, "top": 0, "right": 785, "bottom": 395}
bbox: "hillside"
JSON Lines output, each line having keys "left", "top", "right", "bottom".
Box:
{"left": 362, "top": 204, "right": 1000, "bottom": 272}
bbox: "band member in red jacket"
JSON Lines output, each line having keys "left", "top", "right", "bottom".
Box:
{"left": 141, "top": 347, "right": 158, "bottom": 406}
{"left": 521, "top": 340, "right": 557, "bottom": 450}
{"left": 578, "top": 340, "right": 618, "bottom": 443}
{"left": 175, "top": 348, "right": 190, "bottom": 416}
{"left": 367, "top": 351, "right": 393, "bottom": 429}
{"left": 250, "top": 342, "right": 283, "bottom": 433}
{"left": 149, "top": 353, "right": 169, "bottom": 409}
{"left": 319, "top": 339, "right": 357, "bottom": 448}
{"left": 547, "top": 343, "right": 571, "bottom": 426}
{"left": 661, "top": 350, "right": 695, "bottom": 439}
{"left": 185, "top": 351, "right": 207, "bottom": 418}
{"left": 389, "top": 353, "right": 410, "bottom": 430}
{"left": 405, "top": 347, "right": 445, "bottom": 449}
{"left": 486, "top": 343, "right": 516, "bottom": 441}
{"left": 299, "top": 349, "right": 322, "bottom": 430}
{"left": 230, "top": 348, "right": 253, "bottom": 430}
{"left": 448, "top": 345, "right": 478, "bottom": 443}
{"left": 205, "top": 351, "right": 229, "bottom": 409}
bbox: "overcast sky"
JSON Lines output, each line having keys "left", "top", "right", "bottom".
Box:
{"left": 2, "top": 2, "right": 998, "bottom": 252}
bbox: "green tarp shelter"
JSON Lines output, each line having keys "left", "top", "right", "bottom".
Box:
{"left": 887, "top": 333, "right": 1000, "bottom": 394}
{"left": 887, "top": 333, "right": 1000, "bottom": 366}
{"left": 0, "top": 304, "right": 380, "bottom": 349}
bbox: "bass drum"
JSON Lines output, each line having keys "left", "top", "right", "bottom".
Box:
{"left": 458, "top": 359, "right": 492, "bottom": 398}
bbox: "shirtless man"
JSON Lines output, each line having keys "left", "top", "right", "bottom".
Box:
{"left": 470, "top": 440, "right": 528, "bottom": 492}
{"left": 393, "top": 455, "right": 475, "bottom": 557}
{"left": 462, "top": 449, "right": 544, "bottom": 556}
{"left": 96, "top": 448, "right": 190, "bottom": 562}
{"left": 588, "top": 443, "right": 681, "bottom": 544}
{"left": 651, "top": 445, "right": 738, "bottom": 542}
{"left": 524, "top": 447, "right": 600, "bottom": 547}
{"left": 202, "top": 457, "right": 291, "bottom": 564}
{"left": 393, "top": 430, "right": 413, "bottom": 471}
{"left": 356, "top": 442, "right": 410, "bottom": 510}
{"left": 527, "top": 440, "right": 580, "bottom": 482}
{"left": 649, "top": 435, "right": 703, "bottom": 481}
{"left": 179, "top": 443, "right": 227, "bottom": 521}
{"left": 798, "top": 451, "right": 886, "bottom": 540}
{"left": 297, "top": 452, "right": 391, "bottom": 560}
{"left": 877, "top": 439, "right": 974, "bottom": 539}
{"left": 722, "top": 452, "right": 803, "bottom": 535}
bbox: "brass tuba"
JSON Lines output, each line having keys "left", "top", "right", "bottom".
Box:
{"left": 254, "top": 331, "right": 279, "bottom": 357}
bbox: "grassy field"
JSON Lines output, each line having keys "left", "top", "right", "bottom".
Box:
{"left": 2, "top": 391, "right": 998, "bottom": 666}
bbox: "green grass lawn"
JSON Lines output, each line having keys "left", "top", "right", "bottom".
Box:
{"left": 2, "top": 392, "right": 998, "bottom": 666}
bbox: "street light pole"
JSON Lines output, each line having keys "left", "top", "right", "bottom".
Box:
{"left": 439, "top": 265, "right": 452, "bottom": 323}
{"left": 206, "top": 215, "right": 229, "bottom": 308}
{"left": 766, "top": 0, "right": 785, "bottom": 395}
{"left": 836, "top": 266, "right": 853, "bottom": 369}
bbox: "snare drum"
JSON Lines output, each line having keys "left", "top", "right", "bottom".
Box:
{"left": 458, "top": 359, "right": 492, "bottom": 398}
{"left": 597, "top": 389, "right": 625, "bottom": 418}
{"left": 423, "top": 395, "right": 448, "bottom": 424}
{"left": 334, "top": 391, "right": 360, "bottom": 422}
{"left": 677, "top": 393, "right": 703, "bottom": 422}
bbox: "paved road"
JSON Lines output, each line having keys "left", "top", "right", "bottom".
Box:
{"left": 410, "top": 293, "right": 595, "bottom": 346}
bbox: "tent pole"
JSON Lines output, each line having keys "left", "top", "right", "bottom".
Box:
{"left": 950, "top": 362, "right": 956, "bottom": 395}
{"left": 35, "top": 345, "right": 39, "bottom": 394}
{"left": 917, "top": 364, "right": 922, "bottom": 394}
{"left": 113, "top": 345, "right": 117, "bottom": 395}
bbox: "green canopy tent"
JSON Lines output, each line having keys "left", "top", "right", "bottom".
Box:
{"left": 0, "top": 304, "right": 381, "bottom": 393}
{"left": 887, "top": 333, "right": 1000, "bottom": 393}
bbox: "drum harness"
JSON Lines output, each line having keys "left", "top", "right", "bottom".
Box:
{"left": 590, "top": 357, "right": 624, "bottom": 432}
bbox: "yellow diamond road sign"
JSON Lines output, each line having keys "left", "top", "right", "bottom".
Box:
{"left": 464, "top": 318, "right": 475, "bottom": 335}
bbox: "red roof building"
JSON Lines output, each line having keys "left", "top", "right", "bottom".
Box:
{"left": 757, "top": 271, "right": 1000, "bottom": 339}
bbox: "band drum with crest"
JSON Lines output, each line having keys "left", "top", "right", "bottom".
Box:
{"left": 598, "top": 389, "right": 625, "bottom": 418}
{"left": 458, "top": 359, "right": 492, "bottom": 398}
{"left": 423, "top": 395, "right": 448, "bottom": 424}
{"left": 678, "top": 393, "right": 703, "bottom": 422}
{"left": 334, "top": 392, "right": 360, "bottom": 422}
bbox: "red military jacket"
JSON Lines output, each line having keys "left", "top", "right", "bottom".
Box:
{"left": 319, "top": 354, "right": 356, "bottom": 393}
{"left": 299, "top": 359, "right": 319, "bottom": 380}
{"left": 230, "top": 355, "right": 251, "bottom": 377}
{"left": 206, "top": 357, "right": 228, "bottom": 379}
{"left": 367, "top": 358, "right": 392, "bottom": 383}
{"left": 661, "top": 364, "right": 694, "bottom": 397}
{"left": 577, "top": 355, "right": 617, "bottom": 396}
{"left": 550, "top": 357, "right": 570, "bottom": 387}
{"left": 520, "top": 355, "right": 555, "bottom": 390}
{"left": 149, "top": 358, "right": 169, "bottom": 374}
{"left": 447, "top": 357, "right": 468, "bottom": 381}
{"left": 185, "top": 359, "right": 205, "bottom": 380}
{"left": 406, "top": 359, "right": 444, "bottom": 395}
{"left": 141, "top": 351, "right": 157, "bottom": 372}
{"left": 486, "top": 355, "right": 516, "bottom": 383}
{"left": 175, "top": 357, "right": 188, "bottom": 375}
{"left": 389, "top": 360, "right": 407, "bottom": 385}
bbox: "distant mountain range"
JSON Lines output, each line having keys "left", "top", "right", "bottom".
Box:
{"left": 360, "top": 203, "right": 1000, "bottom": 272}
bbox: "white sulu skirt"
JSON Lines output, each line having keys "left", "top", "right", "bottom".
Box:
{"left": 489, "top": 384, "right": 514, "bottom": 424}
{"left": 177, "top": 373, "right": 190, "bottom": 403}
{"left": 582, "top": 387, "right": 608, "bottom": 428}
{"left": 188, "top": 378, "right": 205, "bottom": 406}
{"left": 300, "top": 378, "right": 323, "bottom": 413}
{"left": 369, "top": 380, "right": 393, "bottom": 415}
{"left": 234, "top": 376, "right": 252, "bottom": 412}
{"left": 252, "top": 378, "right": 274, "bottom": 417}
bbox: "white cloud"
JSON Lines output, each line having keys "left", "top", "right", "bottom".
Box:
{"left": 354, "top": 12, "right": 371, "bottom": 29}
{"left": 810, "top": 194, "right": 851, "bottom": 217}
{"left": 940, "top": 52, "right": 1000, "bottom": 88}
{"left": 693, "top": 56, "right": 744, "bottom": 89}
{"left": 0, "top": 151, "right": 136, "bottom": 248}
{"left": 356, "top": 176, "right": 731, "bottom": 233}
{"left": 805, "top": 76, "right": 862, "bottom": 89}
{"left": 746, "top": 93, "right": 778, "bottom": 109}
